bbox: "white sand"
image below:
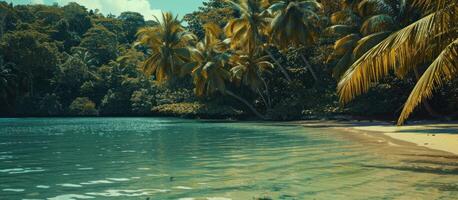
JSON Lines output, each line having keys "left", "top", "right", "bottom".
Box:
{"left": 353, "top": 123, "right": 458, "bottom": 155}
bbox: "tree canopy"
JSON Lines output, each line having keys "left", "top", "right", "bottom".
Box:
{"left": 0, "top": 0, "right": 456, "bottom": 124}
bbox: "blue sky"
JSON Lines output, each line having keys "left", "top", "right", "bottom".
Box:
{"left": 6, "top": 0, "right": 205, "bottom": 20}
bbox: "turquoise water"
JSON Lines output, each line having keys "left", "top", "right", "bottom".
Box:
{"left": 0, "top": 118, "right": 457, "bottom": 200}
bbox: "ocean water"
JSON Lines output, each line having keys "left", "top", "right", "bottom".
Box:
{"left": 0, "top": 118, "right": 457, "bottom": 200}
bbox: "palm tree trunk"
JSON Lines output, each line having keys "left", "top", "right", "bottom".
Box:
{"left": 266, "top": 49, "right": 292, "bottom": 82}
{"left": 300, "top": 54, "right": 318, "bottom": 82}
{"left": 225, "top": 90, "right": 267, "bottom": 120}
{"left": 261, "top": 78, "right": 272, "bottom": 108}
{"left": 413, "top": 68, "right": 441, "bottom": 117}
{"left": 256, "top": 88, "right": 269, "bottom": 109}
{"left": 28, "top": 74, "right": 34, "bottom": 97}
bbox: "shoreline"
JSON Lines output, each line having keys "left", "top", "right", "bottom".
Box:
{"left": 2, "top": 116, "right": 457, "bottom": 155}
{"left": 296, "top": 120, "right": 458, "bottom": 156}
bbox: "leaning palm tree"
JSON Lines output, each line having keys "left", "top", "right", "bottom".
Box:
{"left": 224, "top": 0, "right": 292, "bottom": 82}
{"left": 338, "top": 0, "right": 458, "bottom": 125}
{"left": 135, "top": 12, "right": 196, "bottom": 82}
{"left": 230, "top": 49, "right": 274, "bottom": 109}
{"left": 191, "top": 23, "right": 267, "bottom": 119}
{"left": 267, "top": 0, "right": 322, "bottom": 82}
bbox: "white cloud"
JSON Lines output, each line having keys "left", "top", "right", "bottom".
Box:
{"left": 54, "top": 0, "right": 162, "bottom": 21}
{"left": 31, "top": 0, "right": 45, "bottom": 4}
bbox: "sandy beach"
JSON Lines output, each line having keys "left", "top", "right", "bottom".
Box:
{"left": 297, "top": 120, "right": 458, "bottom": 155}
{"left": 352, "top": 122, "right": 458, "bottom": 155}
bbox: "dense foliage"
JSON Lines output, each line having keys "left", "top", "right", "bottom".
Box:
{"left": 0, "top": 0, "right": 456, "bottom": 124}
{"left": 0, "top": 1, "right": 159, "bottom": 116}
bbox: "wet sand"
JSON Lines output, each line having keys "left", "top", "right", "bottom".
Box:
{"left": 294, "top": 120, "right": 458, "bottom": 174}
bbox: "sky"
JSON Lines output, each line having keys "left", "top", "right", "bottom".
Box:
{"left": 6, "top": 0, "right": 206, "bottom": 20}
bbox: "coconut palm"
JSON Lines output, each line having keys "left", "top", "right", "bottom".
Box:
{"left": 267, "top": 0, "right": 322, "bottom": 81}
{"left": 191, "top": 23, "right": 230, "bottom": 97}
{"left": 338, "top": 0, "right": 458, "bottom": 125}
{"left": 326, "top": 0, "right": 406, "bottom": 78}
{"left": 191, "top": 23, "right": 267, "bottom": 119}
{"left": 224, "top": 0, "right": 292, "bottom": 82}
{"left": 230, "top": 49, "right": 274, "bottom": 108}
{"left": 135, "top": 12, "right": 196, "bottom": 82}
{"left": 224, "top": 0, "right": 270, "bottom": 51}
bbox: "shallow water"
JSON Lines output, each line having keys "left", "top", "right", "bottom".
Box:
{"left": 0, "top": 118, "right": 457, "bottom": 200}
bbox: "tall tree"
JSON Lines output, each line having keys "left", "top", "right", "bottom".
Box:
{"left": 0, "top": 2, "right": 19, "bottom": 37}
{"left": 136, "top": 12, "right": 196, "bottom": 82}
{"left": 267, "top": 0, "right": 322, "bottom": 82}
{"left": 62, "top": 2, "right": 92, "bottom": 35}
{"left": 184, "top": 0, "right": 235, "bottom": 39}
{"left": 225, "top": 0, "right": 292, "bottom": 82}
{"left": 118, "top": 12, "right": 145, "bottom": 43}
{"left": 230, "top": 49, "right": 274, "bottom": 109}
{"left": 80, "top": 25, "right": 118, "bottom": 65}
{"left": 0, "top": 30, "right": 59, "bottom": 97}
{"left": 191, "top": 23, "right": 267, "bottom": 119}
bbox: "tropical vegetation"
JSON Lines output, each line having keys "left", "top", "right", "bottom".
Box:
{"left": 0, "top": 0, "right": 456, "bottom": 124}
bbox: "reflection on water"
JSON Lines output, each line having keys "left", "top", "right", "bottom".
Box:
{"left": 0, "top": 118, "right": 457, "bottom": 200}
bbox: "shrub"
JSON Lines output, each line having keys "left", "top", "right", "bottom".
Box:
{"left": 130, "top": 89, "right": 155, "bottom": 115}
{"left": 152, "top": 102, "right": 244, "bottom": 119}
{"left": 38, "top": 93, "right": 63, "bottom": 116}
{"left": 154, "top": 87, "right": 196, "bottom": 105}
{"left": 99, "top": 89, "right": 131, "bottom": 115}
{"left": 69, "top": 97, "right": 98, "bottom": 116}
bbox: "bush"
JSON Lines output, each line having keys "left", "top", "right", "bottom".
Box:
{"left": 130, "top": 89, "right": 155, "bottom": 115}
{"left": 152, "top": 102, "right": 244, "bottom": 119}
{"left": 38, "top": 93, "right": 63, "bottom": 116}
{"left": 344, "top": 76, "right": 414, "bottom": 119}
{"left": 99, "top": 89, "right": 133, "bottom": 115}
{"left": 69, "top": 97, "right": 98, "bottom": 116}
{"left": 154, "top": 87, "right": 196, "bottom": 105}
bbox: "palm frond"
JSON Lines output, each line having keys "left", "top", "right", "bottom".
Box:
{"left": 397, "top": 38, "right": 458, "bottom": 125}
{"left": 135, "top": 12, "right": 196, "bottom": 82}
{"left": 338, "top": 5, "right": 458, "bottom": 104}
{"left": 334, "top": 34, "right": 361, "bottom": 56}
{"left": 412, "top": 0, "right": 453, "bottom": 11}
{"left": 352, "top": 31, "right": 392, "bottom": 59}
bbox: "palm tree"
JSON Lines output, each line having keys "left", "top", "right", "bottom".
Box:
{"left": 135, "top": 12, "right": 196, "bottom": 82}
{"left": 191, "top": 23, "right": 230, "bottom": 97}
{"left": 230, "top": 49, "right": 274, "bottom": 108}
{"left": 225, "top": 0, "right": 269, "bottom": 51}
{"left": 224, "top": 0, "right": 292, "bottom": 82}
{"left": 191, "top": 23, "right": 267, "bottom": 119}
{"left": 329, "top": 0, "right": 439, "bottom": 117}
{"left": 267, "top": 0, "right": 322, "bottom": 82}
{"left": 326, "top": 0, "right": 406, "bottom": 78}
{"left": 338, "top": 0, "right": 458, "bottom": 125}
